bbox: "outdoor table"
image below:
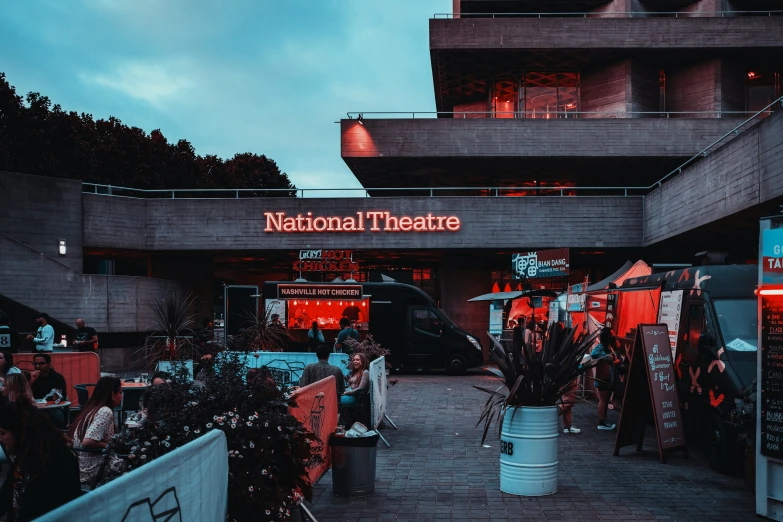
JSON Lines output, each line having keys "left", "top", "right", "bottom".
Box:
{"left": 36, "top": 400, "right": 71, "bottom": 410}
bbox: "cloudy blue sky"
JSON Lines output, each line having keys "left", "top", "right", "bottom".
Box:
{"left": 0, "top": 0, "right": 449, "bottom": 190}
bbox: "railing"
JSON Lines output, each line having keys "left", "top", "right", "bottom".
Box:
{"left": 433, "top": 10, "right": 783, "bottom": 19}
{"left": 346, "top": 110, "right": 773, "bottom": 119}
{"left": 82, "top": 96, "right": 783, "bottom": 200}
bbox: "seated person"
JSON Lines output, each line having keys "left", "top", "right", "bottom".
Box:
{"left": 151, "top": 371, "right": 171, "bottom": 386}
{"left": 340, "top": 353, "right": 369, "bottom": 407}
{"left": 68, "top": 377, "right": 123, "bottom": 486}
{"left": 299, "top": 344, "right": 345, "bottom": 396}
{"left": 2, "top": 374, "right": 35, "bottom": 407}
{"left": 29, "top": 353, "right": 67, "bottom": 400}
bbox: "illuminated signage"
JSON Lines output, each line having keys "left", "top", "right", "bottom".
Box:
{"left": 294, "top": 250, "right": 360, "bottom": 272}
{"left": 278, "top": 284, "right": 363, "bottom": 299}
{"left": 512, "top": 248, "right": 570, "bottom": 280}
{"left": 264, "top": 212, "right": 461, "bottom": 233}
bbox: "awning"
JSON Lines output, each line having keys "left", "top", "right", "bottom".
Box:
{"left": 586, "top": 261, "right": 634, "bottom": 292}
{"left": 468, "top": 289, "right": 560, "bottom": 302}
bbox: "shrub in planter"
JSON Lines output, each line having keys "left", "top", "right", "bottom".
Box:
{"left": 475, "top": 322, "right": 600, "bottom": 496}
{"left": 109, "top": 355, "right": 321, "bottom": 521}
{"left": 343, "top": 335, "right": 398, "bottom": 386}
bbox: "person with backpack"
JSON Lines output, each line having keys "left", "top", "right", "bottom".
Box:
{"left": 334, "top": 318, "right": 359, "bottom": 353}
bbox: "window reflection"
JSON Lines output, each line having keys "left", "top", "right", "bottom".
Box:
{"left": 747, "top": 71, "right": 780, "bottom": 116}
{"left": 489, "top": 72, "right": 580, "bottom": 118}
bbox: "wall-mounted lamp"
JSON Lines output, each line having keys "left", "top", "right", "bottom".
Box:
{"left": 357, "top": 114, "right": 364, "bottom": 125}
{"left": 58, "top": 239, "right": 66, "bottom": 256}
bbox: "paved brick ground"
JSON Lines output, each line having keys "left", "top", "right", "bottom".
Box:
{"left": 305, "top": 371, "right": 755, "bottom": 522}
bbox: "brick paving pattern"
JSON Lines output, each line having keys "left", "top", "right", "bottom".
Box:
{"left": 306, "top": 372, "right": 755, "bottom": 521}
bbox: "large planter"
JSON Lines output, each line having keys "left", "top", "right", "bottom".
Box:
{"left": 500, "top": 405, "right": 559, "bottom": 496}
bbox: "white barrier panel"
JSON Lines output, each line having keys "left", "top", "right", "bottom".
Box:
{"left": 369, "top": 356, "right": 387, "bottom": 430}
{"left": 39, "top": 430, "right": 228, "bottom": 522}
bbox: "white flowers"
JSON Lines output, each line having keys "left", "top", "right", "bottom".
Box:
{"left": 248, "top": 486, "right": 254, "bottom": 492}
{"left": 144, "top": 441, "right": 152, "bottom": 447}
{"left": 184, "top": 426, "right": 189, "bottom": 432}
{"left": 140, "top": 455, "right": 147, "bottom": 461}
{"left": 206, "top": 423, "right": 213, "bottom": 428}
{"left": 249, "top": 442, "right": 255, "bottom": 449}
{"left": 262, "top": 469, "right": 268, "bottom": 475}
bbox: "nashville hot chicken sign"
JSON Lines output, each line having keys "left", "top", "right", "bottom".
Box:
{"left": 264, "top": 211, "right": 461, "bottom": 233}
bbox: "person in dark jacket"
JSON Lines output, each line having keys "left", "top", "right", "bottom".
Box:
{"left": 0, "top": 403, "right": 81, "bottom": 521}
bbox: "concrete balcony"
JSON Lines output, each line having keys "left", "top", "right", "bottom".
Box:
{"left": 430, "top": 16, "right": 783, "bottom": 51}
{"left": 340, "top": 116, "right": 745, "bottom": 186}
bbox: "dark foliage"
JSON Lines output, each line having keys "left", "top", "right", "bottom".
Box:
{"left": 475, "top": 322, "right": 601, "bottom": 444}
{"left": 0, "top": 72, "right": 296, "bottom": 193}
{"left": 109, "top": 355, "right": 321, "bottom": 521}
{"left": 228, "top": 308, "right": 292, "bottom": 353}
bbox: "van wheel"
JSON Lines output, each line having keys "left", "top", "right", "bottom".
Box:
{"left": 708, "top": 414, "right": 731, "bottom": 473}
{"left": 446, "top": 354, "right": 468, "bottom": 375}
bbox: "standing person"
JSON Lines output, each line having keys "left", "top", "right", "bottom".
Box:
{"left": 559, "top": 378, "right": 580, "bottom": 434}
{"left": 0, "top": 403, "right": 82, "bottom": 521}
{"left": 2, "top": 375, "right": 34, "bottom": 407}
{"left": 0, "top": 316, "right": 19, "bottom": 353}
{"left": 334, "top": 318, "right": 359, "bottom": 353}
{"left": 307, "top": 321, "right": 325, "bottom": 352}
{"left": 340, "top": 353, "right": 369, "bottom": 406}
{"left": 73, "top": 319, "right": 99, "bottom": 352}
{"left": 28, "top": 354, "right": 67, "bottom": 400}
{"left": 341, "top": 302, "right": 362, "bottom": 325}
{"left": 591, "top": 328, "right": 620, "bottom": 431}
{"left": 68, "top": 377, "right": 123, "bottom": 486}
{"left": 299, "top": 344, "right": 345, "bottom": 396}
{"left": 26, "top": 313, "right": 54, "bottom": 353}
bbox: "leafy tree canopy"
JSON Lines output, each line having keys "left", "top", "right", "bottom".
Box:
{"left": 0, "top": 72, "right": 296, "bottom": 192}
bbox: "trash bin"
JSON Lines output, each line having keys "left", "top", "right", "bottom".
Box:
{"left": 329, "top": 433, "right": 379, "bottom": 497}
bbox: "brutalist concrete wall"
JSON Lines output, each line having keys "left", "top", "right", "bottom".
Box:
{"left": 0, "top": 171, "right": 83, "bottom": 272}
{"left": 644, "top": 109, "right": 783, "bottom": 245}
{"left": 83, "top": 195, "right": 644, "bottom": 251}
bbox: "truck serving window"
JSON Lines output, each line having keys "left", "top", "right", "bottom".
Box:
{"left": 714, "top": 299, "right": 757, "bottom": 352}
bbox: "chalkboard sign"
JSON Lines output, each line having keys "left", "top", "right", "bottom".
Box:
{"left": 614, "top": 324, "right": 687, "bottom": 463}
{"left": 761, "top": 295, "right": 783, "bottom": 459}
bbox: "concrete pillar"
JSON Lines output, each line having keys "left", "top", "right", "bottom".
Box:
{"left": 667, "top": 58, "right": 744, "bottom": 117}
{"left": 590, "top": 0, "right": 646, "bottom": 17}
{"left": 582, "top": 59, "right": 658, "bottom": 117}
{"left": 679, "top": 0, "right": 731, "bottom": 16}
{"left": 438, "top": 255, "right": 490, "bottom": 362}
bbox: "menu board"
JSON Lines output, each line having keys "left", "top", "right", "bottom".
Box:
{"left": 614, "top": 324, "right": 687, "bottom": 462}
{"left": 761, "top": 295, "right": 783, "bottom": 459}
{"left": 657, "top": 291, "right": 683, "bottom": 358}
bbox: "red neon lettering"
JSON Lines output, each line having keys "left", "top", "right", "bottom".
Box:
{"left": 264, "top": 212, "right": 285, "bottom": 231}
{"left": 313, "top": 217, "right": 328, "bottom": 231}
{"left": 399, "top": 216, "right": 413, "bottom": 231}
{"left": 327, "top": 217, "right": 341, "bottom": 231}
{"left": 436, "top": 216, "right": 447, "bottom": 230}
{"left": 413, "top": 217, "right": 427, "bottom": 231}
{"left": 367, "top": 211, "right": 384, "bottom": 231}
{"left": 446, "top": 216, "right": 460, "bottom": 231}
{"left": 384, "top": 212, "right": 399, "bottom": 231}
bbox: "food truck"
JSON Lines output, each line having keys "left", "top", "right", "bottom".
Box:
{"left": 262, "top": 281, "right": 484, "bottom": 374}
{"left": 617, "top": 265, "right": 757, "bottom": 471}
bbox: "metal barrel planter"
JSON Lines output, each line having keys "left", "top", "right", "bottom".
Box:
{"left": 500, "top": 406, "right": 559, "bottom": 496}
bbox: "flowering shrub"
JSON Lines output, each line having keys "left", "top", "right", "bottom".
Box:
{"left": 343, "top": 335, "right": 398, "bottom": 386}
{"left": 109, "top": 355, "right": 321, "bottom": 521}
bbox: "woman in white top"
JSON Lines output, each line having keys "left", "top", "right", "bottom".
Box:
{"left": 68, "top": 376, "right": 122, "bottom": 485}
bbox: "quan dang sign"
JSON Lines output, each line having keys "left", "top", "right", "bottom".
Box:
{"left": 278, "top": 284, "right": 363, "bottom": 299}
{"left": 264, "top": 212, "right": 461, "bottom": 233}
{"left": 512, "top": 248, "right": 570, "bottom": 280}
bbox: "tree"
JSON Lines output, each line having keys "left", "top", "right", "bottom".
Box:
{"left": 0, "top": 72, "right": 297, "bottom": 193}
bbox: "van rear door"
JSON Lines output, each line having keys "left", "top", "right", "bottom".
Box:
{"left": 406, "top": 307, "right": 444, "bottom": 366}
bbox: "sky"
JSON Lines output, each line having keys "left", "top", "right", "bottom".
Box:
{"left": 0, "top": 0, "right": 450, "bottom": 192}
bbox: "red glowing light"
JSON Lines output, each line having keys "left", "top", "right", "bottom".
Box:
{"left": 264, "top": 212, "right": 461, "bottom": 233}
{"left": 758, "top": 288, "right": 783, "bottom": 296}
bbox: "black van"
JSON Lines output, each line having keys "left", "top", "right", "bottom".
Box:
{"left": 619, "top": 265, "right": 757, "bottom": 471}
{"left": 262, "top": 281, "right": 484, "bottom": 374}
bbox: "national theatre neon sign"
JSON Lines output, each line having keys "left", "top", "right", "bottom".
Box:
{"left": 263, "top": 212, "right": 461, "bottom": 233}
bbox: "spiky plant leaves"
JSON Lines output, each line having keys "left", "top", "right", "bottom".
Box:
{"left": 475, "top": 322, "right": 602, "bottom": 443}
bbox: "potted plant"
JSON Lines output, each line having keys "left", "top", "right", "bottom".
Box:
{"left": 476, "top": 322, "right": 600, "bottom": 496}
{"left": 108, "top": 355, "right": 321, "bottom": 521}
{"left": 228, "top": 307, "right": 291, "bottom": 353}
{"left": 138, "top": 292, "right": 200, "bottom": 372}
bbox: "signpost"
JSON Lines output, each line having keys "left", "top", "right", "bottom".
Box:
{"left": 614, "top": 323, "right": 687, "bottom": 463}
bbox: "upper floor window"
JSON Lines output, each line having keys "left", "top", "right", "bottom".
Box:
{"left": 489, "top": 72, "right": 580, "bottom": 118}
{"left": 747, "top": 70, "right": 781, "bottom": 115}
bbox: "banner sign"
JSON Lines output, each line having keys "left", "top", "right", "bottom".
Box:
{"left": 39, "top": 430, "right": 228, "bottom": 522}
{"left": 369, "top": 356, "right": 388, "bottom": 430}
{"left": 512, "top": 248, "right": 570, "bottom": 280}
{"left": 657, "top": 290, "right": 683, "bottom": 357}
{"left": 278, "top": 284, "right": 362, "bottom": 300}
{"left": 489, "top": 299, "right": 504, "bottom": 335}
{"left": 762, "top": 228, "right": 783, "bottom": 285}
{"left": 289, "top": 376, "right": 339, "bottom": 485}
{"left": 265, "top": 212, "right": 460, "bottom": 233}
